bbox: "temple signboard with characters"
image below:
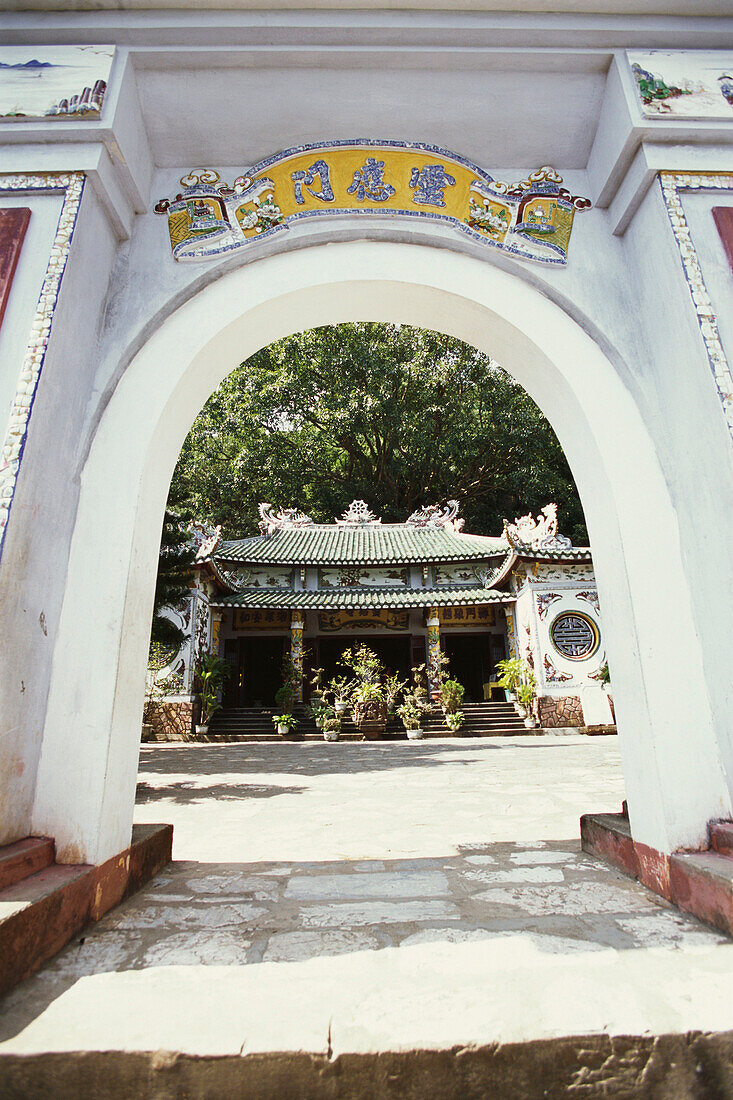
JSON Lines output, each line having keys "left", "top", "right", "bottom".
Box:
{"left": 154, "top": 142, "right": 591, "bottom": 267}
{"left": 153, "top": 499, "right": 613, "bottom": 735}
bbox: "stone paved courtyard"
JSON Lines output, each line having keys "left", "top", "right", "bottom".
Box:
{"left": 1, "top": 736, "right": 732, "bottom": 1062}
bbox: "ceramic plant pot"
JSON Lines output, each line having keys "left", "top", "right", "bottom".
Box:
{"left": 195, "top": 724, "right": 209, "bottom": 736}
{"left": 323, "top": 728, "right": 339, "bottom": 742}
{"left": 406, "top": 728, "right": 424, "bottom": 740}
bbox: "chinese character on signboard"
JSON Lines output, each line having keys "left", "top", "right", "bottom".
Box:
{"left": 409, "top": 164, "right": 456, "bottom": 208}
{"left": 291, "top": 160, "right": 335, "bottom": 204}
{"left": 347, "top": 158, "right": 396, "bottom": 202}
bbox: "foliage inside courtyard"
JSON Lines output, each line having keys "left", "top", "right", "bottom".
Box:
{"left": 168, "top": 322, "right": 588, "bottom": 543}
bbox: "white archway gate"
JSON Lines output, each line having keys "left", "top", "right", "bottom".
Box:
{"left": 25, "top": 241, "right": 733, "bottom": 864}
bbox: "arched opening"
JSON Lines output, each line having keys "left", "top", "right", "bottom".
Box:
{"left": 30, "top": 240, "right": 732, "bottom": 865}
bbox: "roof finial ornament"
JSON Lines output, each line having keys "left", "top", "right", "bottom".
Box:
{"left": 503, "top": 503, "right": 572, "bottom": 551}
{"left": 406, "top": 500, "right": 463, "bottom": 532}
{"left": 258, "top": 502, "right": 314, "bottom": 536}
{"left": 336, "top": 500, "right": 382, "bottom": 526}
{"left": 188, "top": 520, "right": 221, "bottom": 559}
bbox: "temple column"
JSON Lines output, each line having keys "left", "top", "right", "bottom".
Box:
{"left": 290, "top": 611, "right": 305, "bottom": 703}
{"left": 426, "top": 607, "right": 441, "bottom": 700}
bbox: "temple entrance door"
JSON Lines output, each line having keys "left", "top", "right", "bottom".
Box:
{"left": 442, "top": 634, "right": 494, "bottom": 703}
{"left": 223, "top": 637, "right": 285, "bottom": 707}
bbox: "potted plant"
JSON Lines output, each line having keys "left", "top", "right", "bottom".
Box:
{"left": 397, "top": 698, "right": 424, "bottom": 740}
{"left": 495, "top": 657, "right": 524, "bottom": 703}
{"left": 351, "top": 680, "right": 389, "bottom": 738}
{"left": 195, "top": 653, "right": 229, "bottom": 735}
{"left": 309, "top": 697, "right": 334, "bottom": 731}
{"left": 323, "top": 714, "right": 341, "bottom": 742}
{"left": 275, "top": 654, "right": 301, "bottom": 712}
{"left": 445, "top": 710, "right": 465, "bottom": 734}
{"left": 340, "top": 644, "right": 389, "bottom": 737}
{"left": 384, "top": 671, "right": 407, "bottom": 717}
{"left": 328, "top": 675, "right": 352, "bottom": 714}
{"left": 272, "top": 713, "right": 298, "bottom": 738}
{"left": 517, "top": 682, "right": 537, "bottom": 728}
{"left": 309, "top": 667, "right": 326, "bottom": 702}
{"left": 440, "top": 677, "right": 465, "bottom": 715}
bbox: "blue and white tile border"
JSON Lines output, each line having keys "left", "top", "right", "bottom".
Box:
{"left": 0, "top": 172, "right": 85, "bottom": 559}
{"left": 660, "top": 171, "right": 733, "bottom": 436}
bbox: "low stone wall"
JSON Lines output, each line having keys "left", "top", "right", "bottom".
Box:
{"left": 143, "top": 700, "right": 195, "bottom": 741}
{"left": 538, "top": 695, "right": 584, "bottom": 728}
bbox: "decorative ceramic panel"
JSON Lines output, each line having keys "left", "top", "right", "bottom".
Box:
{"left": 155, "top": 145, "right": 590, "bottom": 267}
{"left": 713, "top": 207, "right": 733, "bottom": 274}
{"left": 0, "top": 173, "right": 85, "bottom": 561}
{"left": 0, "top": 208, "right": 30, "bottom": 332}
{"left": 434, "top": 563, "right": 483, "bottom": 586}
{"left": 319, "top": 566, "right": 408, "bottom": 588}
{"left": 661, "top": 173, "right": 733, "bottom": 436}
{"left": 0, "top": 46, "right": 114, "bottom": 121}
{"left": 225, "top": 566, "right": 293, "bottom": 589}
{"left": 628, "top": 51, "right": 733, "bottom": 120}
{"left": 318, "top": 609, "right": 409, "bottom": 632}
{"left": 532, "top": 564, "right": 595, "bottom": 581}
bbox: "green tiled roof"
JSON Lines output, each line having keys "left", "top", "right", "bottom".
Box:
{"left": 216, "top": 526, "right": 509, "bottom": 566}
{"left": 211, "top": 587, "right": 514, "bottom": 610}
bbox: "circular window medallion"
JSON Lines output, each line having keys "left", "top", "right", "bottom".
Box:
{"left": 550, "top": 612, "right": 599, "bottom": 660}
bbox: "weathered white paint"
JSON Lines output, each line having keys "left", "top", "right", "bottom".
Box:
{"left": 26, "top": 240, "right": 733, "bottom": 862}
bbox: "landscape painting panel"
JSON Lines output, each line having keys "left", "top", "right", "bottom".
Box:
{"left": 0, "top": 45, "right": 114, "bottom": 122}
{"left": 628, "top": 51, "right": 733, "bottom": 120}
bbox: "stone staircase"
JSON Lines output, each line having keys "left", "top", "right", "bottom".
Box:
{"left": 207, "top": 701, "right": 529, "bottom": 740}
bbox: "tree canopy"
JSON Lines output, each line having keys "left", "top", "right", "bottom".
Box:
{"left": 168, "top": 322, "right": 588, "bottom": 544}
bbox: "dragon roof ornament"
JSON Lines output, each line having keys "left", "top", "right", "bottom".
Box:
{"left": 406, "top": 500, "right": 463, "bottom": 532}
{"left": 503, "top": 504, "right": 573, "bottom": 551}
{"left": 335, "top": 500, "right": 382, "bottom": 526}
{"left": 258, "top": 503, "right": 315, "bottom": 536}
{"left": 188, "top": 520, "right": 222, "bottom": 560}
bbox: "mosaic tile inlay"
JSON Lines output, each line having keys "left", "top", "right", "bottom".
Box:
{"left": 155, "top": 142, "right": 591, "bottom": 268}
{"left": 660, "top": 172, "right": 733, "bottom": 436}
{"left": 0, "top": 172, "right": 85, "bottom": 558}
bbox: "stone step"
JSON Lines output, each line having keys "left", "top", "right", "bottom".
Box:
{"left": 0, "top": 836, "right": 54, "bottom": 892}
{"left": 709, "top": 820, "right": 733, "bottom": 857}
{"left": 669, "top": 850, "right": 733, "bottom": 937}
{"left": 0, "top": 825, "right": 173, "bottom": 998}
{"left": 0, "top": 863, "right": 94, "bottom": 996}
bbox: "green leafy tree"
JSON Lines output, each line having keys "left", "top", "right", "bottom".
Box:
{"left": 168, "top": 323, "right": 587, "bottom": 543}
{"left": 151, "top": 511, "right": 196, "bottom": 649}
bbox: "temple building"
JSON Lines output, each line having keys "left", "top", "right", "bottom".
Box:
{"left": 155, "top": 500, "right": 613, "bottom": 733}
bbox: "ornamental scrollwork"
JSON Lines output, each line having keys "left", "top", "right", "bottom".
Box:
{"left": 406, "top": 499, "right": 463, "bottom": 531}
{"left": 258, "top": 503, "right": 315, "bottom": 535}
{"left": 503, "top": 503, "right": 573, "bottom": 551}
{"left": 336, "top": 500, "right": 382, "bottom": 526}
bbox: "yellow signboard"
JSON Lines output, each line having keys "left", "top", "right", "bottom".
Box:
{"left": 233, "top": 608, "right": 290, "bottom": 631}
{"left": 155, "top": 143, "right": 590, "bottom": 267}
{"left": 439, "top": 605, "right": 495, "bottom": 626}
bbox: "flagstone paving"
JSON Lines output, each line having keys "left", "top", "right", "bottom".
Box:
{"left": 1, "top": 736, "right": 732, "bottom": 1061}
